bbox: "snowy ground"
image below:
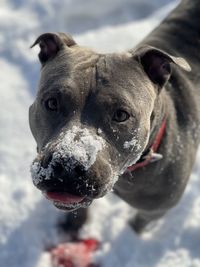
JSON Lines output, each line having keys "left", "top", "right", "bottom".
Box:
{"left": 0, "top": 0, "right": 200, "bottom": 266}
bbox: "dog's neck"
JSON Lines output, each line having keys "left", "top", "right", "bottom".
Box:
{"left": 148, "top": 92, "right": 167, "bottom": 150}
{"left": 125, "top": 92, "right": 167, "bottom": 173}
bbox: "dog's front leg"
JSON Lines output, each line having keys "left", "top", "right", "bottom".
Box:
{"left": 59, "top": 208, "right": 89, "bottom": 234}
{"left": 129, "top": 209, "right": 167, "bottom": 233}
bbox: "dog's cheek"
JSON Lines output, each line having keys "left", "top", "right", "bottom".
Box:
{"left": 29, "top": 102, "right": 56, "bottom": 152}
{"left": 120, "top": 126, "right": 150, "bottom": 172}
{"left": 91, "top": 151, "right": 120, "bottom": 194}
{"left": 29, "top": 110, "right": 45, "bottom": 151}
{"left": 124, "top": 126, "right": 148, "bottom": 152}
{"left": 140, "top": 124, "right": 151, "bottom": 148}
{"left": 29, "top": 103, "right": 39, "bottom": 144}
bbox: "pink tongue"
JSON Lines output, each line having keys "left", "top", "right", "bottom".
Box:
{"left": 43, "top": 192, "right": 84, "bottom": 204}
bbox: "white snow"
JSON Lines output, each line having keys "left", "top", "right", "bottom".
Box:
{"left": 1, "top": 0, "right": 200, "bottom": 267}
{"left": 53, "top": 126, "right": 105, "bottom": 171}
{"left": 123, "top": 128, "right": 142, "bottom": 151}
{"left": 31, "top": 126, "right": 106, "bottom": 186}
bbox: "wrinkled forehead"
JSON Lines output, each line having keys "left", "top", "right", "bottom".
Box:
{"left": 38, "top": 48, "right": 99, "bottom": 92}
{"left": 37, "top": 48, "right": 155, "bottom": 103}
{"left": 93, "top": 53, "right": 156, "bottom": 104}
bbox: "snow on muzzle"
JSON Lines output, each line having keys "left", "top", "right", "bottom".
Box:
{"left": 30, "top": 126, "right": 119, "bottom": 210}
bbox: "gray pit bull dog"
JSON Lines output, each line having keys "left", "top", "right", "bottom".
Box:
{"left": 29, "top": 0, "right": 200, "bottom": 233}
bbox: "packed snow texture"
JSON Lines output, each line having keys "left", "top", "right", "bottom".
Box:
{"left": 1, "top": 0, "right": 200, "bottom": 267}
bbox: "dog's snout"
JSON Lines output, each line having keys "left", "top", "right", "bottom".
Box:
{"left": 74, "top": 165, "right": 87, "bottom": 177}
{"left": 52, "top": 161, "right": 87, "bottom": 180}
{"left": 41, "top": 151, "right": 87, "bottom": 179}
{"left": 32, "top": 152, "right": 110, "bottom": 198}
{"left": 31, "top": 126, "right": 114, "bottom": 200}
{"left": 41, "top": 152, "right": 52, "bottom": 168}
{"left": 53, "top": 162, "right": 67, "bottom": 178}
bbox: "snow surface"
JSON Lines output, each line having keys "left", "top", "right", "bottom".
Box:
{"left": 1, "top": 0, "right": 200, "bottom": 267}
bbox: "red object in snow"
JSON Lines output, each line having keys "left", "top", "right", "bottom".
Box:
{"left": 50, "top": 239, "right": 100, "bottom": 267}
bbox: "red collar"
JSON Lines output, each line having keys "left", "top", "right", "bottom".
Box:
{"left": 126, "top": 119, "right": 167, "bottom": 173}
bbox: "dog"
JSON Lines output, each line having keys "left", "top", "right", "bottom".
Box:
{"left": 29, "top": 0, "right": 200, "bottom": 233}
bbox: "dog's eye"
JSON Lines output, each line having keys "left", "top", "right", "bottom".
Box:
{"left": 113, "top": 109, "right": 130, "bottom": 122}
{"left": 45, "top": 98, "right": 58, "bottom": 111}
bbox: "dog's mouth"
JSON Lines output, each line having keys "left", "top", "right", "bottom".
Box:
{"left": 42, "top": 191, "right": 92, "bottom": 211}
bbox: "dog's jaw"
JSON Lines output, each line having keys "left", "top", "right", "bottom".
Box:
{"left": 43, "top": 191, "right": 92, "bottom": 211}
{"left": 30, "top": 125, "right": 120, "bottom": 206}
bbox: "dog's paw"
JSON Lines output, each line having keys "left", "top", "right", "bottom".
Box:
{"left": 129, "top": 215, "right": 148, "bottom": 234}
{"left": 129, "top": 210, "right": 166, "bottom": 234}
{"left": 58, "top": 208, "right": 89, "bottom": 234}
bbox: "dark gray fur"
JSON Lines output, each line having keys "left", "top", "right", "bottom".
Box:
{"left": 29, "top": 0, "right": 200, "bottom": 233}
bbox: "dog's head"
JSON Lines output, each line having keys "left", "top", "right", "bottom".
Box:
{"left": 29, "top": 33, "right": 190, "bottom": 211}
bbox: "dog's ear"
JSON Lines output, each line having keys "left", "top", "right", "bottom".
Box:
{"left": 133, "top": 45, "right": 191, "bottom": 88}
{"left": 31, "top": 32, "right": 76, "bottom": 65}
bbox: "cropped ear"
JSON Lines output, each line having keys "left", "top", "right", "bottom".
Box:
{"left": 133, "top": 45, "right": 191, "bottom": 88}
{"left": 31, "top": 32, "right": 76, "bottom": 65}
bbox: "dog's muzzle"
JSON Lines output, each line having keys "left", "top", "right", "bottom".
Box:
{"left": 30, "top": 126, "right": 118, "bottom": 211}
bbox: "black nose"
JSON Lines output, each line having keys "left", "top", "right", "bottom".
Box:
{"left": 33, "top": 150, "right": 104, "bottom": 198}
{"left": 41, "top": 152, "right": 52, "bottom": 168}
{"left": 52, "top": 162, "right": 87, "bottom": 180}
{"left": 38, "top": 154, "right": 88, "bottom": 194}
{"left": 41, "top": 152, "right": 86, "bottom": 177}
